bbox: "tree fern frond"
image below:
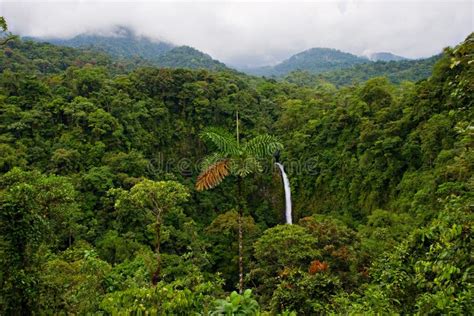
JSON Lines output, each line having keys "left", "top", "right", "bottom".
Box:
{"left": 196, "top": 159, "right": 230, "bottom": 191}
{"left": 243, "top": 135, "right": 283, "bottom": 159}
{"left": 199, "top": 152, "right": 227, "bottom": 171}
{"left": 200, "top": 127, "right": 240, "bottom": 156}
{"left": 231, "top": 156, "right": 262, "bottom": 178}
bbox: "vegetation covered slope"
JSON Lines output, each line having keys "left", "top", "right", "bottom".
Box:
{"left": 246, "top": 47, "right": 368, "bottom": 77}
{"left": 30, "top": 26, "right": 175, "bottom": 60}
{"left": 0, "top": 22, "right": 472, "bottom": 315}
{"left": 0, "top": 39, "right": 112, "bottom": 74}
{"left": 285, "top": 54, "right": 441, "bottom": 86}
{"left": 30, "top": 29, "right": 231, "bottom": 72}
{"left": 369, "top": 51, "right": 407, "bottom": 61}
{"left": 318, "top": 54, "right": 441, "bottom": 86}
{"left": 0, "top": 38, "right": 155, "bottom": 76}
{"left": 156, "top": 45, "right": 230, "bottom": 71}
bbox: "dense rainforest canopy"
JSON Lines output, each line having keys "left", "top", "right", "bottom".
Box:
{"left": 0, "top": 19, "right": 473, "bottom": 314}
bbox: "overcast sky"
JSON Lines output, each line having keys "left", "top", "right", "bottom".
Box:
{"left": 1, "top": 0, "right": 473, "bottom": 67}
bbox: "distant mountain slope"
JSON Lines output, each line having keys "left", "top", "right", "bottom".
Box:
{"left": 245, "top": 47, "right": 368, "bottom": 77}
{"left": 284, "top": 54, "right": 441, "bottom": 87}
{"left": 31, "top": 26, "right": 175, "bottom": 60}
{"left": 27, "top": 27, "right": 232, "bottom": 72}
{"left": 369, "top": 52, "right": 408, "bottom": 62}
{"left": 155, "top": 46, "right": 229, "bottom": 71}
{"left": 319, "top": 55, "right": 441, "bottom": 86}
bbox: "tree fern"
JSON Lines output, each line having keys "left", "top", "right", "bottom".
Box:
{"left": 199, "top": 152, "right": 225, "bottom": 171}
{"left": 200, "top": 127, "right": 240, "bottom": 156}
{"left": 230, "top": 156, "right": 262, "bottom": 177}
{"left": 244, "top": 134, "right": 283, "bottom": 159}
{"left": 196, "top": 122, "right": 283, "bottom": 293}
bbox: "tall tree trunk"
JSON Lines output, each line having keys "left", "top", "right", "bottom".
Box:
{"left": 152, "top": 213, "right": 162, "bottom": 285}
{"left": 237, "top": 177, "right": 244, "bottom": 293}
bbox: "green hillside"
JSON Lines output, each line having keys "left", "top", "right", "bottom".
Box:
{"left": 285, "top": 54, "right": 441, "bottom": 87}
{"left": 32, "top": 26, "right": 174, "bottom": 60}
{"left": 369, "top": 52, "right": 407, "bottom": 61}
{"left": 29, "top": 28, "right": 231, "bottom": 72}
{"left": 246, "top": 47, "right": 368, "bottom": 76}
{"left": 155, "top": 45, "right": 229, "bottom": 71}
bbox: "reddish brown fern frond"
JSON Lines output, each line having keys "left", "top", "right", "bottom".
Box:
{"left": 196, "top": 159, "right": 230, "bottom": 191}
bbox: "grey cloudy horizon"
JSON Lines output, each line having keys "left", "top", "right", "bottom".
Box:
{"left": 1, "top": 0, "right": 473, "bottom": 68}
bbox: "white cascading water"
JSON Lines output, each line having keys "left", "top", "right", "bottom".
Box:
{"left": 275, "top": 163, "right": 292, "bottom": 224}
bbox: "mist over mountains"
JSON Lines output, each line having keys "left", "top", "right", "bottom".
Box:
{"left": 26, "top": 27, "right": 229, "bottom": 72}
{"left": 27, "top": 26, "right": 438, "bottom": 83}
{"left": 40, "top": 26, "right": 175, "bottom": 60}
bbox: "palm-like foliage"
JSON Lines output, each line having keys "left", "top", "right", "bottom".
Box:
{"left": 195, "top": 158, "right": 230, "bottom": 191}
{"left": 196, "top": 127, "right": 282, "bottom": 191}
{"left": 196, "top": 125, "right": 282, "bottom": 293}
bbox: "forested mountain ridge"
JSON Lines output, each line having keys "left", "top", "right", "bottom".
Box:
{"left": 368, "top": 51, "right": 408, "bottom": 61}
{"left": 155, "top": 45, "right": 229, "bottom": 71}
{"left": 29, "top": 28, "right": 231, "bottom": 72}
{"left": 285, "top": 54, "right": 441, "bottom": 86}
{"left": 0, "top": 18, "right": 473, "bottom": 315}
{"left": 27, "top": 28, "right": 435, "bottom": 81}
{"left": 244, "top": 46, "right": 436, "bottom": 84}
{"left": 245, "top": 47, "right": 368, "bottom": 76}
{"left": 0, "top": 38, "right": 145, "bottom": 75}
{"left": 31, "top": 26, "right": 175, "bottom": 60}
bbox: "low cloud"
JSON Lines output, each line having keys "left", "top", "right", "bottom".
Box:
{"left": 1, "top": 0, "right": 472, "bottom": 67}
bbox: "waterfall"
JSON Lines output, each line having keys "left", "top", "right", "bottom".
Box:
{"left": 275, "top": 162, "right": 292, "bottom": 224}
